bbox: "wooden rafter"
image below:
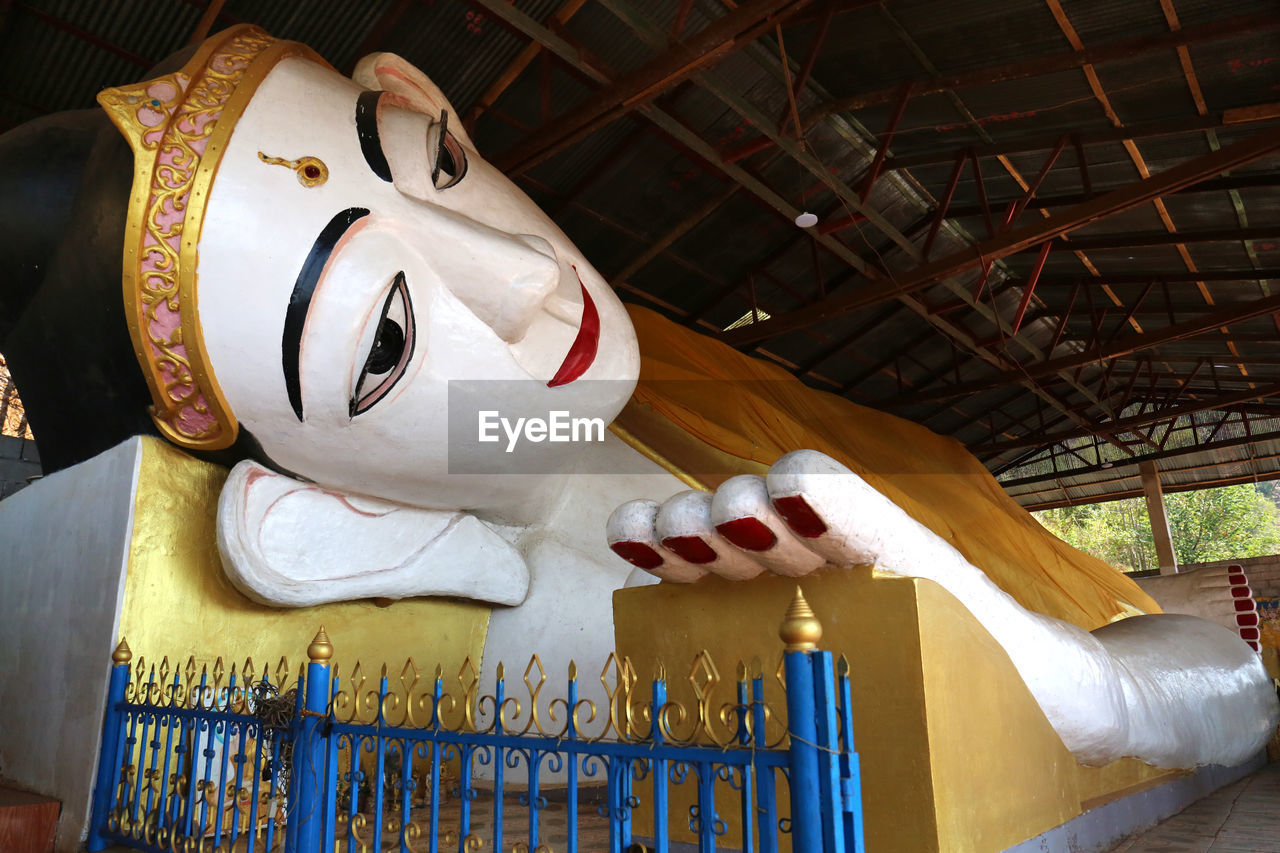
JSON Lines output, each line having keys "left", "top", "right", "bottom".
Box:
{"left": 18, "top": 4, "right": 152, "bottom": 66}
{"left": 804, "top": 12, "right": 1279, "bottom": 124}
{"left": 973, "top": 383, "right": 1280, "bottom": 454}
{"left": 890, "top": 290, "right": 1280, "bottom": 405}
{"left": 882, "top": 105, "right": 1280, "bottom": 172}
{"left": 996, "top": 425, "right": 1280, "bottom": 489}
{"left": 1017, "top": 225, "right": 1280, "bottom": 253}
{"left": 464, "top": 0, "right": 591, "bottom": 128}
{"left": 942, "top": 173, "right": 1280, "bottom": 219}
{"left": 185, "top": 0, "right": 228, "bottom": 46}
{"left": 1005, "top": 269, "right": 1280, "bottom": 288}
{"left": 722, "top": 128, "right": 1280, "bottom": 346}
{"left": 490, "top": 0, "right": 815, "bottom": 175}
{"left": 778, "top": 0, "right": 835, "bottom": 134}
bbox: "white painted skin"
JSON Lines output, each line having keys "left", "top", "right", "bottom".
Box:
{"left": 199, "top": 52, "right": 641, "bottom": 608}
{"left": 1136, "top": 565, "right": 1258, "bottom": 641}
{"left": 605, "top": 498, "right": 708, "bottom": 583}
{"left": 607, "top": 450, "right": 1280, "bottom": 768}
{"left": 217, "top": 460, "right": 528, "bottom": 607}
{"left": 198, "top": 54, "right": 639, "bottom": 522}
{"left": 655, "top": 490, "right": 763, "bottom": 580}
{"left": 707, "top": 474, "right": 826, "bottom": 577}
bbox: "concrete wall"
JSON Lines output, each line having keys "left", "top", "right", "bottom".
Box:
{"left": 0, "top": 438, "right": 140, "bottom": 852}
{"left": 0, "top": 434, "right": 40, "bottom": 499}
{"left": 1181, "top": 555, "right": 1280, "bottom": 600}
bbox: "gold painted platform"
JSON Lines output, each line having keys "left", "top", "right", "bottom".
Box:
{"left": 614, "top": 569, "right": 1175, "bottom": 853}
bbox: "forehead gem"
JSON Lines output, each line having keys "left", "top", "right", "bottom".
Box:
{"left": 257, "top": 151, "right": 329, "bottom": 187}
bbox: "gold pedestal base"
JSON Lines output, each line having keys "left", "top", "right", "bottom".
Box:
{"left": 613, "top": 569, "right": 1174, "bottom": 853}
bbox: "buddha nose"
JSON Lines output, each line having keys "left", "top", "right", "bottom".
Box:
{"left": 439, "top": 226, "right": 560, "bottom": 343}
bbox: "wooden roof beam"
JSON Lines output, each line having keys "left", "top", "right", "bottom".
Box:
{"left": 722, "top": 127, "right": 1280, "bottom": 346}
{"left": 1014, "top": 224, "right": 1280, "bottom": 252}
{"left": 1008, "top": 269, "right": 1280, "bottom": 287}
{"left": 882, "top": 104, "right": 1280, "bottom": 172}
{"left": 17, "top": 3, "right": 152, "bottom": 67}
{"left": 805, "top": 11, "right": 1279, "bottom": 124}
{"left": 464, "top": 0, "right": 592, "bottom": 128}
{"left": 785, "top": 0, "right": 883, "bottom": 25}
{"left": 481, "top": 0, "right": 1217, "bottom": 450}
{"left": 994, "top": 425, "right": 1280, "bottom": 490}
{"left": 490, "top": 0, "right": 815, "bottom": 175}
{"left": 1046, "top": 303, "right": 1280, "bottom": 323}
{"left": 940, "top": 172, "right": 1280, "bottom": 220}
{"left": 889, "top": 289, "right": 1280, "bottom": 405}
{"left": 1116, "top": 353, "right": 1280, "bottom": 366}
{"left": 186, "top": 0, "right": 229, "bottom": 46}
{"left": 971, "top": 382, "right": 1280, "bottom": 454}
{"left": 1105, "top": 380, "right": 1280, "bottom": 400}
{"left": 1020, "top": 467, "right": 1280, "bottom": 511}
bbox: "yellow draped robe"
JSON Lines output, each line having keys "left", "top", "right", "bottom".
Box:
{"left": 613, "top": 305, "right": 1159, "bottom": 631}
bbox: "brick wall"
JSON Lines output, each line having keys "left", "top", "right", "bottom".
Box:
{"left": 0, "top": 435, "right": 40, "bottom": 499}
{"left": 1180, "top": 555, "right": 1280, "bottom": 601}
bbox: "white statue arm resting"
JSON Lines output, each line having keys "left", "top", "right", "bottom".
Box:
{"left": 606, "top": 449, "right": 1280, "bottom": 769}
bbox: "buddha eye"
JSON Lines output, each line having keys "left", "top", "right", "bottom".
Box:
{"left": 427, "top": 110, "right": 467, "bottom": 191}
{"left": 351, "top": 272, "right": 415, "bottom": 417}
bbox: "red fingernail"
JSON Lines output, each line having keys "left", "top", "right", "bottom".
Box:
{"left": 716, "top": 517, "right": 777, "bottom": 551}
{"left": 1247, "top": 641, "right": 1260, "bottom": 651}
{"left": 1239, "top": 627, "right": 1260, "bottom": 641}
{"left": 610, "top": 541, "right": 663, "bottom": 570}
{"left": 661, "top": 536, "right": 718, "bottom": 564}
{"left": 1234, "top": 598, "right": 1254, "bottom": 612}
{"left": 1230, "top": 585, "right": 1252, "bottom": 598}
{"left": 771, "top": 495, "right": 827, "bottom": 538}
{"left": 1237, "top": 612, "right": 1259, "bottom": 627}
{"left": 1227, "top": 572, "right": 1247, "bottom": 584}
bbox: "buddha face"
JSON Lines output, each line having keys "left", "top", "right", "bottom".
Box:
{"left": 195, "top": 54, "right": 639, "bottom": 515}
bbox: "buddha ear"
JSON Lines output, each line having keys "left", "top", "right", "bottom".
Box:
{"left": 352, "top": 52, "right": 474, "bottom": 149}
{"left": 215, "top": 460, "right": 529, "bottom": 608}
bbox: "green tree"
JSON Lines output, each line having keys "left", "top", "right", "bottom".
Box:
{"left": 1165, "top": 484, "right": 1280, "bottom": 563}
{"left": 1255, "top": 479, "right": 1280, "bottom": 510}
{"left": 1034, "top": 483, "right": 1280, "bottom": 571}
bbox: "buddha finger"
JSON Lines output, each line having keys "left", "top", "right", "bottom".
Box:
{"left": 709, "top": 474, "right": 826, "bottom": 577}
{"left": 606, "top": 499, "right": 708, "bottom": 583}
{"left": 654, "top": 490, "right": 765, "bottom": 581}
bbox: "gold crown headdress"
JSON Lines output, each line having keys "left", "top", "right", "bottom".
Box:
{"left": 97, "top": 26, "right": 321, "bottom": 450}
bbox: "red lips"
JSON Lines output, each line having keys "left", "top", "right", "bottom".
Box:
{"left": 548, "top": 272, "right": 599, "bottom": 387}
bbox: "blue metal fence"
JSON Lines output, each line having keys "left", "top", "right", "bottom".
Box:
{"left": 89, "top": 588, "right": 863, "bottom": 852}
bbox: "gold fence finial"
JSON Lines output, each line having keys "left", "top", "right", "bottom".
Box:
{"left": 308, "top": 627, "right": 334, "bottom": 662}
{"left": 779, "top": 586, "right": 822, "bottom": 651}
{"left": 112, "top": 638, "right": 133, "bottom": 664}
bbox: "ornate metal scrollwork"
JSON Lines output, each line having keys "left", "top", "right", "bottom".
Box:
{"left": 103, "top": 635, "right": 805, "bottom": 853}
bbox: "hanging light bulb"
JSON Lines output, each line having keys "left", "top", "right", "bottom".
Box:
{"left": 794, "top": 211, "right": 818, "bottom": 228}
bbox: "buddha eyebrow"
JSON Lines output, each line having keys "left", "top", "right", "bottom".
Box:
{"left": 355, "top": 90, "right": 393, "bottom": 182}
{"left": 282, "top": 207, "right": 371, "bottom": 421}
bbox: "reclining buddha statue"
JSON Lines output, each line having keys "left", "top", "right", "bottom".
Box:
{"left": 0, "top": 25, "right": 1273, "bottom": 776}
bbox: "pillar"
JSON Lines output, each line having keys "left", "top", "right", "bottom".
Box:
{"left": 1139, "top": 461, "right": 1178, "bottom": 574}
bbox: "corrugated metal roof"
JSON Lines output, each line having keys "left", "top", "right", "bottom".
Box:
{"left": 0, "top": 0, "right": 1277, "bottom": 501}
